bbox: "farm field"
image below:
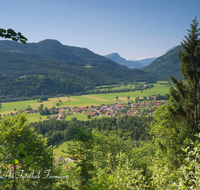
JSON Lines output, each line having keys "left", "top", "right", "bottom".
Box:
{"left": 26, "top": 113, "right": 88, "bottom": 123}
{"left": 89, "top": 87, "right": 170, "bottom": 102}
{"left": 26, "top": 113, "right": 49, "bottom": 123}
{"left": 0, "top": 82, "right": 171, "bottom": 121}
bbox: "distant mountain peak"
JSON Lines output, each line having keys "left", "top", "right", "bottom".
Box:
{"left": 38, "top": 39, "right": 63, "bottom": 45}
{"left": 104, "top": 52, "right": 144, "bottom": 69}
{"left": 105, "top": 52, "right": 120, "bottom": 57}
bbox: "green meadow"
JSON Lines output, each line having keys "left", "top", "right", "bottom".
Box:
{"left": 53, "top": 141, "right": 70, "bottom": 158}
{"left": 26, "top": 113, "right": 49, "bottom": 123}
{"left": 0, "top": 81, "right": 171, "bottom": 121}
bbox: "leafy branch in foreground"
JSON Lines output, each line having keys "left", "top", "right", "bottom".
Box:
{"left": 0, "top": 28, "right": 27, "bottom": 44}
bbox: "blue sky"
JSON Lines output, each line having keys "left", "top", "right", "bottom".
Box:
{"left": 1, "top": 0, "right": 200, "bottom": 60}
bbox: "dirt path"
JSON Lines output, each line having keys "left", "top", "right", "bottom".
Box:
{"left": 82, "top": 95, "right": 109, "bottom": 101}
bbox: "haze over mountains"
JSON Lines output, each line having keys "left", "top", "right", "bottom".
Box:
{"left": 104, "top": 53, "right": 157, "bottom": 69}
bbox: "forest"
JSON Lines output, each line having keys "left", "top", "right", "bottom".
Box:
{"left": 0, "top": 38, "right": 158, "bottom": 102}
{"left": 0, "top": 18, "right": 200, "bottom": 189}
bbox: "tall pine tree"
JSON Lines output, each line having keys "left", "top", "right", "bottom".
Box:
{"left": 150, "top": 17, "right": 200, "bottom": 168}
{"left": 169, "top": 17, "right": 200, "bottom": 133}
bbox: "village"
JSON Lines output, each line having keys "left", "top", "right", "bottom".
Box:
{"left": 15, "top": 97, "right": 168, "bottom": 120}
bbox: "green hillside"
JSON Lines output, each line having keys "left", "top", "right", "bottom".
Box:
{"left": 0, "top": 40, "right": 157, "bottom": 101}
{"left": 142, "top": 45, "right": 184, "bottom": 80}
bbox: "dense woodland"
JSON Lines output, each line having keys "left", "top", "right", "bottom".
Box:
{"left": 0, "top": 76, "right": 157, "bottom": 103}
{"left": 31, "top": 116, "right": 153, "bottom": 146}
{"left": 1, "top": 18, "right": 200, "bottom": 189}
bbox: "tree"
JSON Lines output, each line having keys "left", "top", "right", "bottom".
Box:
{"left": 169, "top": 17, "right": 200, "bottom": 133}
{"left": 40, "top": 95, "right": 48, "bottom": 101}
{"left": 0, "top": 114, "right": 52, "bottom": 189}
{"left": 0, "top": 28, "right": 27, "bottom": 44}
{"left": 127, "top": 96, "right": 130, "bottom": 100}
{"left": 67, "top": 126, "right": 95, "bottom": 187}
{"left": 150, "top": 18, "right": 200, "bottom": 168}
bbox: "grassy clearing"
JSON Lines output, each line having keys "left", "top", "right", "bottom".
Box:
{"left": 65, "top": 113, "right": 88, "bottom": 121}
{"left": 0, "top": 100, "right": 37, "bottom": 114}
{"left": 26, "top": 113, "right": 88, "bottom": 123}
{"left": 89, "top": 88, "right": 169, "bottom": 102}
{"left": 58, "top": 96, "right": 108, "bottom": 108}
{"left": 26, "top": 113, "right": 50, "bottom": 123}
{"left": 53, "top": 141, "right": 70, "bottom": 158}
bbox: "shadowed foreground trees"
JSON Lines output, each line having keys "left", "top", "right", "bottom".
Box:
{"left": 0, "top": 114, "right": 52, "bottom": 189}
{"left": 149, "top": 17, "right": 200, "bottom": 188}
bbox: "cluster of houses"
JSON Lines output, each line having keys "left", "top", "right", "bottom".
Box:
{"left": 128, "top": 100, "right": 167, "bottom": 116}
{"left": 73, "top": 104, "right": 127, "bottom": 117}
{"left": 14, "top": 99, "right": 168, "bottom": 120}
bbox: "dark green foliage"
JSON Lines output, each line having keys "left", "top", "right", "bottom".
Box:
{"left": 169, "top": 17, "right": 200, "bottom": 133}
{"left": 0, "top": 76, "right": 85, "bottom": 99}
{"left": 68, "top": 126, "right": 95, "bottom": 187}
{"left": 143, "top": 45, "right": 184, "bottom": 80}
{"left": 0, "top": 114, "right": 52, "bottom": 189}
{"left": 151, "top": 17, "right": 200, "bottom": 169}
{"left": 0, "top": 28, "right": 27, "bottom": 44}
{"left": 31, "top": 116, "right": 153, "bottom": 146}
{"left": 0, "top": 40, "right": 158, "bottom": 100}
{"left": 40, "top": 95, "right": 48, "bottom": 101}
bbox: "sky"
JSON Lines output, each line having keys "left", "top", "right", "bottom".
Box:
{"left": 1, "top": 0, "right": 200, "bottom": 60}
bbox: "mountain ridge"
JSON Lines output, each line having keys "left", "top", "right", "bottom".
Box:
{"left": 142, "top": 45, "right": 183, "bottom": 80}
{"left": 0, "top": 39, "right": 157, "bottom": 85}
{"left": 105, "top": 53, "right": 157, "bottom": 68}
{"left": 104, "top": 52, "right": 144, "bottom": 68}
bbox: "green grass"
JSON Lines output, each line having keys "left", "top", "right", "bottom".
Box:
{"left": 66, "top": 113, "right": 88, "bottom": 121}
{"left": 0, "top": 82, "right": 171, "bottom": 117}
{"left": 89, "top": 88, "right": 169, "bottom": 101}
{"left": 53, "top": 141, "right": 70, "bottom": 158}
{"left": 0, "top": 100, "right": 38, "bottom": 115}
{"left": 26, "top": 113, "right": 50, "bottom": 123}
{"left": 26, "top": 113, "right": 88, "bottom": 123}
{"left": 57, "top": 96, "right": 108, "bottom": 108}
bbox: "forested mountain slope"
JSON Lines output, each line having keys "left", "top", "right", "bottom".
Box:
{"left": 0, "top": 40, "right": 157, "bottom": 101}
{"left": 142, "top": 45, "right": 183, "bottom": 80}
{"left": 0, "top": 39, "right": 158, "bottom": 82}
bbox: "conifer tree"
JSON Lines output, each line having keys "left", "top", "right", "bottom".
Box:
{"left": 169, "top": 17, "right": 200, "bottom": 133}
{"left": 150, "top": 17, "right": 200, "bottom": 168}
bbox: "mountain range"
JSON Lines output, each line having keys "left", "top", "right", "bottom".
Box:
{"left": 0, "top": 39, "right": 158, "bottom": 100}
{"left": 0, "top": 39, "right": 184, "bottom": 100}
{"left": 104, "top": 53, "right": 157, "bottom": 69}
